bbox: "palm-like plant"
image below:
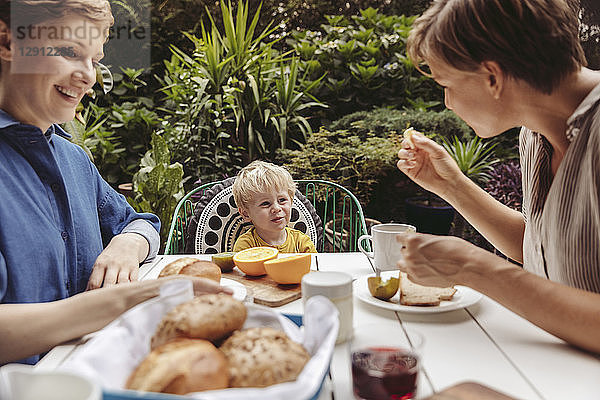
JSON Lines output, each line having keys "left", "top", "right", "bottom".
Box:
{"left": 271, "top": 57, "right": 327, "bottom": 149}
{"left": 440, "top": 136, "right": 498, "bottom": 185}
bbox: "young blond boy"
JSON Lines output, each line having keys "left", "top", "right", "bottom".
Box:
{"left": 232, "top": 161, "right": 317, "bottom": 253}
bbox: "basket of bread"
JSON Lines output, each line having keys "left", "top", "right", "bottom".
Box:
{"left": 57, "top": 279, "right": 339, "bottom": 400}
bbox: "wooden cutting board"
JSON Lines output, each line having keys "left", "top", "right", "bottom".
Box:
{"left": 222, "top": 268, "right": 301, "bottom": 307}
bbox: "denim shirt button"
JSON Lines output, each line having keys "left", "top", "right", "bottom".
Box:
{"left": 61, "top": 231, "right": 68, "bottom": 241}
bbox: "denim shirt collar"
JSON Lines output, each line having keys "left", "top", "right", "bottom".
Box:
{"left": 0, "top": 109, "right": 72, "bottom": 140}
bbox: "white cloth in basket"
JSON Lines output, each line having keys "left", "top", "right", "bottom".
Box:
{"left": 58, "top": 280, "right": 339, "bottom": 400}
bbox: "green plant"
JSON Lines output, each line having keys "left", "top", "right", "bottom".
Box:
{"left": 156, "top": 0, "right": 325, "bottom": 183}
{"left": 287, "top": 8, "right": 442, "bottom": 119}
{"left": 128, "top": 133, "right": 185, "bottom": 249}
{"left": 82, "top": 68, "right": 159, "bottom": 185}
{"left": 270, "top": 57, "right": 327, "bottom": 149}
{"left": 275, "top": 127, "right": 399, "bottom": 209}
{"left": 439, "top": 135, "right": 499, "bottom": 244}
{"left": 439, "top": 136, "right": 498, "bottom": 185}
{"left": 63, "top": 104, "right": 110, "bottom": 161}
{"left": 329, "top": 108, "right": 474, "bottom": 142}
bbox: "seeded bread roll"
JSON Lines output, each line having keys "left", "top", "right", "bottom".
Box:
{"left": 125, "top": 338, "right": 229, "bottom": 395}
{"left": 220, "top": 327, "right": 310, "bottom": 388}
{"left": 399, "top": 272, "right": 457, "bottom": 306}
{"left": 151, "top": 294, "right": 247, "bottom": 349}
{"left": 158, "top": 257, "right": 222, "bottom": 282}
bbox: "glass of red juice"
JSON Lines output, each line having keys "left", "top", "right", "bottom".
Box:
{"left": 350, "top": 326, "right": 423, "bottom": 400}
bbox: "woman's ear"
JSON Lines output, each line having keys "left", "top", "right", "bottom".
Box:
{"left": 481, "top": 61, "right": 504, "bottom": 100}
{"left": 0, "top": 20, "right": 11, "bottom": 61}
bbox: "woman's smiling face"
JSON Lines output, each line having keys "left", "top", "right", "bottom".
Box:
{"left": 2, "top": 15, "right": 106, "bottom": 131}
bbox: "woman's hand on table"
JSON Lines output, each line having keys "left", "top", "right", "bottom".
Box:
{"left": 87, "top": 233, "right": 150, "bottom": 290}
{"left": 397, "top": 132, "right": 464, "bottom": 199}
{"left": 395, "top": 232, "right": 488, "bottom": 287}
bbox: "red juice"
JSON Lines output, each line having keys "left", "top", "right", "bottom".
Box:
{"left": 351, "top": 346, "right": 418, "bottom": 400}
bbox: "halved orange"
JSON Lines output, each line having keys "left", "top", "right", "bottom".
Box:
{"left": 264, "top": 254, "right": 311, "bottom": 284}
{"left": 233, "top": 247, "right": 279, "bottom": 276}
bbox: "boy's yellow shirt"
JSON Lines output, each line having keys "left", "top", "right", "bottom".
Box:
{"left": 233, "top": 227, "right": 317, "bottom": 253}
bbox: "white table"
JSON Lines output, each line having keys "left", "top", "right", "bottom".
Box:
{"left": 38, "top": 253, "right": 600, "bottom": 400}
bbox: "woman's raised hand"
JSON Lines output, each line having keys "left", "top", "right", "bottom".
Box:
{"left": 397, "top": 132, "right": 464, "bottom": 198}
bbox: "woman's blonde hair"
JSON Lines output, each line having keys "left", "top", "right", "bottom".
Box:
{"left": 1, "top": 0, "right": 114, "bottom": 28}
{"left": 232, "top": 161, "right": 296, "bottom": 210}
{"left": 407, "top": 0, "right": 586, "bottom": 94}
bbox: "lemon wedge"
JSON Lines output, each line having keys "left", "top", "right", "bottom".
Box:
{"left": 367, "top": 275, "right": 400, "bottom": 301}
{"left": 211, "top": 252, "right": 236, "bottom": 272}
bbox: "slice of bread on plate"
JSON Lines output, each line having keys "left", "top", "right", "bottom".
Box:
{"left": 399, "top": 272, "right": 457, "bottom": 306}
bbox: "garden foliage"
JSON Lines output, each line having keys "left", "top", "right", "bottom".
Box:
{"left": 287, "top": 7, "right": 441, "bottom": 119}
{"left": 128, "top": 133, "right": 185, "bottom": 248}
{"left": 156, "top": 0, "right": 325, "bottom": 182}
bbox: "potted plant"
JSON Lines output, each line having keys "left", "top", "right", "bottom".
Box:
{"left": 405, "top": 136, "right": 498, "bottom": 235}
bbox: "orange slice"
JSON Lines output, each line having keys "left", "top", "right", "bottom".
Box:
{"left": 264, "top": 254, "right": 311, "bottom": 284}
{"left": 233, "top": 247, "right": 279, "bottom": 276}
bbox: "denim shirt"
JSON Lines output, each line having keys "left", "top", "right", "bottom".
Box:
{"left": 0, "top": 111, "right": 160, "bottom": 364}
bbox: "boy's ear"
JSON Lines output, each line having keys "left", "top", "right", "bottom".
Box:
{"left": 0, "top": 20, "right": 12, "bottom": 62}
{"left": 238, "top": 207, "right": 251, "bottom": 222}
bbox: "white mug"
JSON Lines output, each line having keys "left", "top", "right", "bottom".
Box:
{"left": 0, "top": 364, "right": 101, "bottom": 400}
{"left": 358, "top": 223, "right": 416, "bottom": 271}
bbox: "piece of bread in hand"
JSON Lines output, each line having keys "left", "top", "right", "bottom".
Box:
{"left": 158, "top": 257, "right": 221, "bottom": 282}
{"left": 399, "top": 272, "right": 457, "bottom": 306}
{"left": 151, "top": 294, "right": 247, "bottom": 349}
{"left": 126, "top": 338, "right": 229, "bottom": 395}
{"left": 403, "top": 127, "right": 419, "bottom": 149}
{"left": 220, "top": 327, "right": 310, "bottom": 388}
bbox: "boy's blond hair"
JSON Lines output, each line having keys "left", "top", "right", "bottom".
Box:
{"left": 232, "top": 161, "right": 296, "bottom": 210}
{"left": 407, "top": 0, "right": 585, "bottom": 95}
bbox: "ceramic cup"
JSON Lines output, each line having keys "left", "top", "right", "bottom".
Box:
{"left": 358, "top": 223, "right": 416, "bottom": 271}
{"left": 0, "top": 364, "right": 101, "bottom": 400}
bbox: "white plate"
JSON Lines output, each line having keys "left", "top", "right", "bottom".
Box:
{"left": 354, "top": 271, "right": 482, "bottom": 314}
{"left": 220, "top": 278, "right": 247, "bottom": 302}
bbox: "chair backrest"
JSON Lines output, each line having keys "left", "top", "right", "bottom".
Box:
{"left": 165, "top": 179, "right": 368, "bottom": 254}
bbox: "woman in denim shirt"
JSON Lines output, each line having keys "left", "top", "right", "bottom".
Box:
{"left": 0, "top": 0, "right": 229, "bottom": 365}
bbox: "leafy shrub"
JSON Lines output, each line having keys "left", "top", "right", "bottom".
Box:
{"left": 150, "top": 0, "right": 433, "bottom": 72}
{"left": 275, "top": 127, "right": 399, "bottom": 208}
{"left": 156, "top": 0, "right": 326, "bottom": 182}
{"left": 129, "top": 133, "right": 185, "bottom": 249}
{"left": 287, "top": 8, "right": 442, "bottom": 119}
{"left": 82, "top": 68, "right": 159, "bottom": 185}
{"left": 484, "top": 160, "right": 523, "bottom": 211}
{"left": 329, "top": 108, "right": 474, "bottom": 141}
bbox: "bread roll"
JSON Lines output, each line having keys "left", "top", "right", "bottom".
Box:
{"left": 220, "top": 327, "right": 310, "bottom": 388}
{"left": 151, "top": 294, "right": 247, "bottom": 349}
{"left": 399, "top": 272, "right": 457, "bottom": 306}
{"left": 126, "top": 338, "right": 229, "bottom": 394}
{"left": 158, "top": 257, "right": 221, "bottom": 282}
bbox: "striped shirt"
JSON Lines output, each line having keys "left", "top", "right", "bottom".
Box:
{"left": 520, "top": 82, "right": 600, "bottom": 293}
